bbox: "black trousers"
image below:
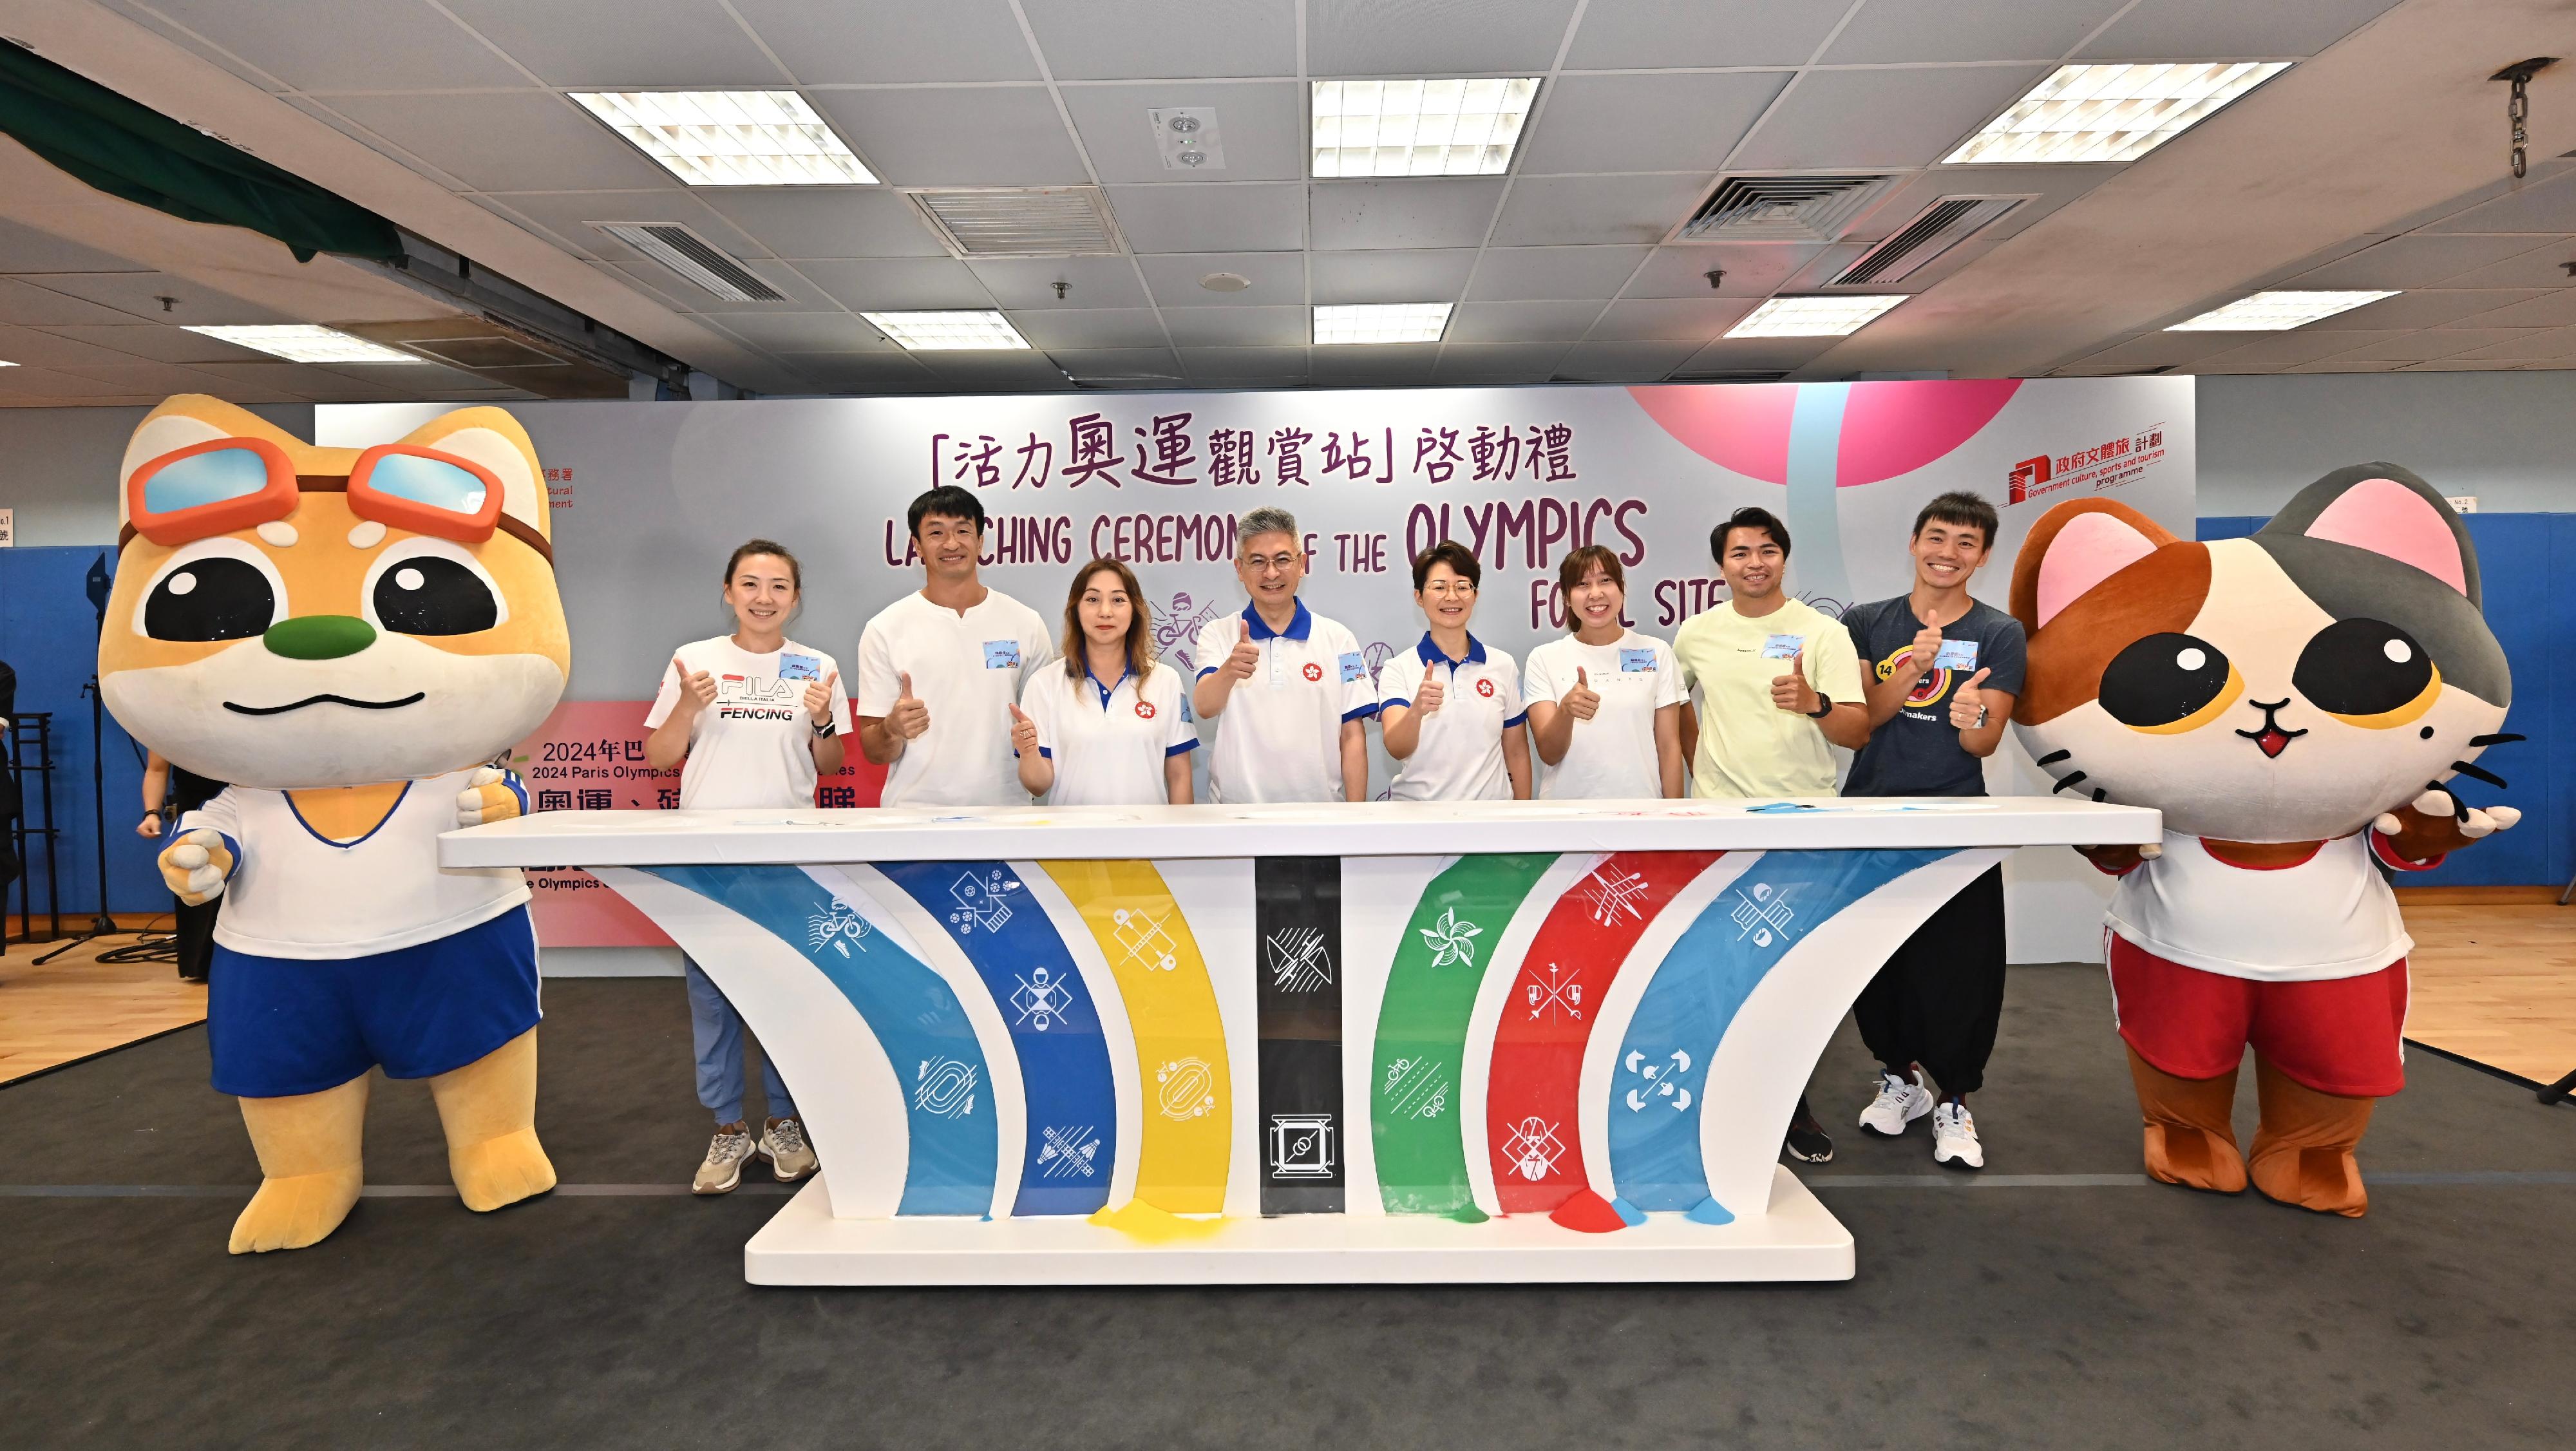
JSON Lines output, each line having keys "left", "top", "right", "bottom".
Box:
{"left": 1852, "top": 864, "right": 2007, "bottom": 1096}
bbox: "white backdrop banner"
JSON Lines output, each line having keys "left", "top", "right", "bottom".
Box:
{"left": 322, "top": 377, "right": 2194, "bottom": 962}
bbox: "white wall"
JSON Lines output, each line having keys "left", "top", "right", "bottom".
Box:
{"left": 2198, "top": 372, "right": 2576, "bottom": 516}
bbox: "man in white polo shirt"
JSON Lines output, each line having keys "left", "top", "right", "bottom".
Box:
{"left": 1190, "top": 506, "right": 1377, "bottom": 802}
{"left": 855, "top": 485, "right": 1056, "bottom": 806}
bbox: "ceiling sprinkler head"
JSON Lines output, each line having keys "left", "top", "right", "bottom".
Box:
{"left": 1704, "top": 269, "right": 1726, "bottom": 290}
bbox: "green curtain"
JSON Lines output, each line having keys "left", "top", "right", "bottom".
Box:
{"left": 0, "top": 43, "right": 400, "bottom": 263}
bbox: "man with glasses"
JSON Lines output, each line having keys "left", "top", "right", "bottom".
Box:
{"left": 1191, "top": 507, "right": 1378, "bottom": 802}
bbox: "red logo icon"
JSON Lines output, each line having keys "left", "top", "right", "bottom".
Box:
{"left": 1476, "top": 678, "right": 1496, "bottom": 697}
{"left": 1302, "top": 662, "right": 1323, "bottom": 681}
{"left": 2007, "top": 454, "right": 2051, "bottom": 504}
{"left": 1134, "top": 700, "right": 1157, "bottom": 719}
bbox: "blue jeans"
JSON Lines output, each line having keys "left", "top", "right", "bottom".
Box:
{"left": 684, "top": 956, "right": 797, "bottom": 1126}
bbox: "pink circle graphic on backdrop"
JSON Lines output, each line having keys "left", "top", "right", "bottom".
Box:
{"left": 1626, "top": 379, "right": 2023, "bottom": 487}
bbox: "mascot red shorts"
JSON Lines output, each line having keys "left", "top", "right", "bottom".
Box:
{"left": 2108, "top": 934, "right": 2407, "bottom": 1098}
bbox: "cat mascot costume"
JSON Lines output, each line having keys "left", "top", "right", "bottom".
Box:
{"left": 102, "top": 395, "right": 568, "bottom": 1253}
{"left": 2011, "top": 466, "right": 2518, "bottom": 1217}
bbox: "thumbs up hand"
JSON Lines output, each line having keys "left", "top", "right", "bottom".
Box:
{"left": 888, "top": 670, "right": 931, "bottom": 741}
{"left": 1907, "top": 623, "right": 1944, "bottom": 679}
{"left": 672, "top": 654, "right": 717, "bottom": 717}
{"left": 1223, "top": 619, "right": 1261, "bottom": 682}
{"left": 1770, "top": 649, "right": 1820, "bottom": 716}
{"left": 804, "top": 669, "right": 840, "bottom": 728}
{"left": 1947, "top": 667, "right": 1994, "bottom": 730}
{"left": 1009, "top": 702, "right": 1039, "bottom": 757}
{"left": 1414, "top": 670, "right": 1446, "bottom": 717}
{"left": 1562, "top": 665, "right": 1600, "bottom": 721}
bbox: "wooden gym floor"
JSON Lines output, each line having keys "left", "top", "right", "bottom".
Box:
{"left": 0, "top": 904, "right": 2568, "bottom": 1091}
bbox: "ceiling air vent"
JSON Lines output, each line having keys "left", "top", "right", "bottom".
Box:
{"left": 592, "top": 223, "right": 784, "bottom": 303}
{"left": 1678, "top": 175, "right": 1893, "bottom": 243}
{"left": 907, "top": 187, "right": 1126, "bottom": 258}
{"left": 1829, "top": 196, "right": 2027, "bottom": 287}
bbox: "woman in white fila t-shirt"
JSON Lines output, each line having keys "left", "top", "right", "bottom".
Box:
{"left": 642, "top": 539, "right": 853, "bottom": 1197}
{"left": 1520, "top": 544, "right": 1685, "bottom": 799}
{"left": 1012, "top": 556, "right": 1198, "bottom": 806}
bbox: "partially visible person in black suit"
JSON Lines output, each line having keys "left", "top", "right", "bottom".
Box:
{"left": 138, "top": 749, "right": 223, "bottom": 982}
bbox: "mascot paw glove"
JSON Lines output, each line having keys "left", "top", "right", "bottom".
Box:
{"left": 160, "top": 828, "right": 234, "bottom": 905}
{"left": 455, "top": 766, "right": 527, "bottom": 828}
{"left": 2373, "top": 789, "right": 2520, "bottom": 861}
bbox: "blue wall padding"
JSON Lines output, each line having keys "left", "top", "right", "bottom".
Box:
{"left": 2195, "top": 515, "right": 2553, "bottom": 887}
{"left": 0, "top": 546, "right": 164, "bottom": 916}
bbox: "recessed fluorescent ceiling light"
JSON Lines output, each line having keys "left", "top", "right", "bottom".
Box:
{"left": 2165, "top": 289, "right": 2399, "bottom": 331}
{"left": 1314, "top": 303, "right": 1452, "bottom": 345}
{"left": 568, "top": 90, "right": 876, "bottom": 185}
{"left": 1312, "top": 78, "right": 1539, "bottom": 177}
{"left": 862, "top": 311, "right": 1030, "bottom": 350}
{"left": 1724, "top": 296, "right": 1908, "bottom": 339}
{"left": 1944, "top": 61, "right": 2291, "bottom": 166}
{"left": 0, "top": 358, "right": 16, "bottom": 367}
{"left": 184, "top": 325, "right": 414, "bottom": 363}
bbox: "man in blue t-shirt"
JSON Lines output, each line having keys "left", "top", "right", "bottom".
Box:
{"left": 1840, "top": 491, "right": 2027, "bottom": 1172}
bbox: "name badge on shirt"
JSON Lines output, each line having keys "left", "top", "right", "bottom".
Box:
{"left": 1761, "top": 634, "right": 1804, "bottom": 659}
{"left": 1933, "top": 638, "right": 1980, "bottom": 672}
{"left": 1338, "top": 651, "right": 1367, "bottom": 683}
{"left": 776, "top": 652, "right": 822, "bottom": 682}
{"left": 1619, "top": 647, "right": 1656, "bottom": 673}
{"left": 983, "top": 640, "right": 1021, "bottom": 670}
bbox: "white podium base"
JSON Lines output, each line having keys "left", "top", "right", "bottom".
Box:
{"left": 742, "top": 1166, "right": 1853, "bottom": 1286}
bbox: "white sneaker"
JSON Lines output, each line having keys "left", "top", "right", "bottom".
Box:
{"left": 761, "top": 1115, "right": 818, "bottom": 1182}
{"left": 1931, "top": 1101, "right": 1984, "bottom": 1171}
{"left": 1857, "top": 1068, "right": 1933, "bottom": 1137}
{"left": 694, "top": 1121, "right": 757, "bottom": 1195}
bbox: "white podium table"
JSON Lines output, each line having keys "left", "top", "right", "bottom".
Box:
{"left": 445, "top": 797, "right": 2156, "bottom": 1285}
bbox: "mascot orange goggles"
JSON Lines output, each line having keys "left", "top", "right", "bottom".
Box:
{"left": 122, "top": 437, "right": 544, "bottom": 560}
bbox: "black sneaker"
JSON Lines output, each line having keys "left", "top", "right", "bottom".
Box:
{"left": 1783, "top": 1097, "right": 1834, "bottom": 1164}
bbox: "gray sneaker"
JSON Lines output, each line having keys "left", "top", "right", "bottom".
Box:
{"left": 694, "top": 1121, "right": 757, "bottom": 1195}
{"left": 761, "top": 1116, "right": 818, "bottom": 1182}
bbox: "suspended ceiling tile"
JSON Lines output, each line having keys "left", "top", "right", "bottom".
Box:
{"left": 0, "top": 220, "right": 154, "bottom": 275}
{"left": 1305, "top": 0, "right": 1578, "bottom": 77}
{"left": 2318, "top": 328, "right": 2549, "bottom": 363}
{"left": 1727, "top": 66, "right": 2050, "bottom": 171}
{"left": 2281, "top": 357, "right": 2414, "bottom": 373}
{"left": 1179, "top": 346, "right": 1311, "bottom": 383}
{"left": 0, "top": 278, "right": 185, "bottom": 327}
{"left": 1159, "top": 306, "right": 1311, "bottom": 347}
{"left": 1046, "top": 347, "right": 1186, "bottom": 382}
{"left": 2299, "top": 289, "right": 2551, "bottom": 330}
{"left": 2423, "top": 174, "right": 2576, "bottom": 235}
{"left": 1431, "top": 341, "right": 1573, "bottom": 382}
{"left": 1514, "top": 72, "right": 1790, "bottom": 175}
{"left": 22, "top": 323, "right": 278, "bottom": 365}
{"left": 2076, "top": 0, "right": 2407, "bottom": 61}
{"left": 1552, "top": 339, "right": 1697, "bottom": 381}
{"left": 482, "top": 191, "right": 768, "bottom": 263}
{"left": 438, "top": 0, "right": 784, "bottom": 87}
{"left": 1308, "top": 249, "right": 1478, "bottom": 305}
{"left": 1584, "top": 297, "right": 1757, "bottom": 342}
{"left": 795, "top": 257, "right": 996, "bottom": 311}
{"left": 2445, "top": 329, "right": 2576, "bottom": 361}
{"left": 1004, "top": 308, "right": 1171, "bottom": 350}
{"left": 1673, "top": 336, "right": 1840, "bottom": 374}
{"left": 316, "top": 93, "right": 676, "bottom": 191}
{"left": 1136, "top": 251, "right": 1307, "bottom": 308}
{"left": 913, "top": 351, "right": 1076, "bottom": 388}
{"left": 1465, "top": 245, "right": 1649, "bottom": 302}
{"left": 0, "top": 324, "right": 146, "bottom": 370}
{"left": 0, "top": 363, "right": 170, "bottom": 399}
{"left": 2054, "top": 330, "right": 2264, "bottom": 372}
{"left": 1020, "top": 0, "right": 1298, "bottom": 81}
{"left": 596, "top": 259, "right": 703, "bottom": 312}
{"left": 698, "top": 190, "right": 952, "bottom": 260}
{"left": 1308, "top": 344, "right": 1441, "bottom": 385}
{"left": 2435, "top": 239, "right": 2576, "bottom": 290}
{"left": 2401, "top": 358, "right": 2564, "bottom": 372}
{"left": 1309, "top": 180, "right": 1507, "bottom": 251}
{"left": 1061, "top": 82, "right": 1307, "bottom": 185}
{"left": 1445, "top": 299, "right": 1609, "bottom": 343}
{"left": 53, "top": 359, "right": 286, "bottom": 395}
{"left": 21, "top": 272, "right": 290, "bottom": 326}
{"left": 810, "top": 88, "right": 1092, "bottom": 187}
{"left": 777, "top": 352, "right": 941, "bottom": 391}
{"left": 2284, "top": 234, "right": 2564, "bottom": 290}
{"left": 732, "top": 0, "right": 1041, "bottom": 83}
{"left": 2449, "top": 289, "right": 2576, "bottom": 330}
{"left": 1108, "top": 184, "right": 1308, "bottom": 252}
{"left": 969, "top": 257, "right": 1154, "bottom": 309}
{"left": 1562, "top": 0, "right": 1844, "bottom": 70}
{"left": 120, "top": 0, "right": 530, "bottom": 91}
{"left": 1621, "top": 243, "right": 1827, "bottom": 299}
{"left": 699, "top": 312, "right": 894, "bottom": 352}
{"left": 1823, "top": 0, "right": 2129, "bottom": 64}
{"left": 2191, "top": 328, "right": 2418, "bottom": 370}
{"left": 1487, "top": 173, "right": 1709, "bottom": 247}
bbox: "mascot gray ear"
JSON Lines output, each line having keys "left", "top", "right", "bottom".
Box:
{"left": 2258, "top": 464, "right": 2478, "bottom": 608}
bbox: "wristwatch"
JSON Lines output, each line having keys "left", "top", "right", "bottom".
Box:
{"left": 811, "top": 719, "right": 838, "bottom": 739}
{"left": 1804, "top": 692, "right": 1833, "bottom": 719}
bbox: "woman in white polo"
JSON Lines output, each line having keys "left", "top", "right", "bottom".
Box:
{"left": 1378, "top": 541, "right": 1531, "bottom": 802}
{"left": 1521, "top": 544, "right": 1685, "bottom": 799}
{"left": 1013, "top": 557, "right": 1197, "bottom": 805}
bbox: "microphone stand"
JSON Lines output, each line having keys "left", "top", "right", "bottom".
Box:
{"left": 35, "top": 676, "right": 128, "bottom": 964}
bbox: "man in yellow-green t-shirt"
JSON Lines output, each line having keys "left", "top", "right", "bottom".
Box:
{"left": 1674, "top": 506, "right": 1871, "bottom": 798}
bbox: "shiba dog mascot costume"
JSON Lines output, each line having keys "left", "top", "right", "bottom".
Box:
{"left": 102, "top": 395, "right": 568, "bottom": 1252}
{"left": 2011, "top": 466, "right": 2519, "bottom": 1217}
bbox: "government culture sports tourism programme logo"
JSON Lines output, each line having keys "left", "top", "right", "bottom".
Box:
{"left": 2007, "top": 422, "right": 2168, "bottom": 503}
